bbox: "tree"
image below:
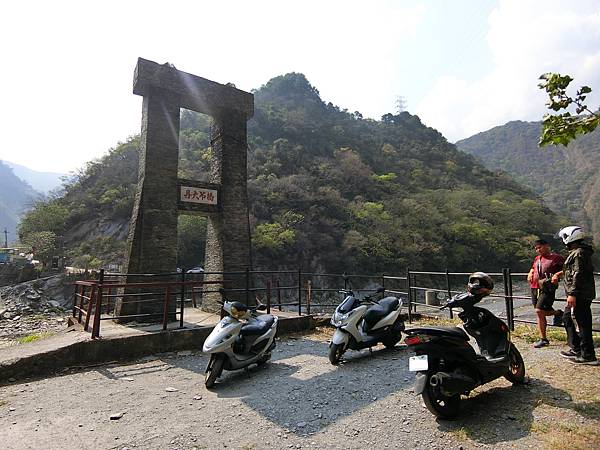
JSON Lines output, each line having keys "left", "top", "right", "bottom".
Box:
{"left": 18, "top": 202, "right": 68, "bottom": 237}
{"left": 21, "top": 231, "right": 57, "bottom": 264}
{"left": 538, "top": 73, "right": 600, "bottom": 147}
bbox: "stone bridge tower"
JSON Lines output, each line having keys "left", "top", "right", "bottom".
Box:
{"left": 117, "top": 58, "right": 253, "bottom": 317}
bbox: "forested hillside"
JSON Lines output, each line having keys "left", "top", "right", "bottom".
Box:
{"left": 0, "top": 161, "right": 39, "bottom": 244}
{"left": 18, "top": 74, "right": 563, "bottom": 274}
{"left": 456, "top": 121, "right": 600, "bottom": 247}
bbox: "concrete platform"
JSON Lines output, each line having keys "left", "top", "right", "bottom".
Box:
{"left": 0, "top": 308, "right": 326, "bottom": 384}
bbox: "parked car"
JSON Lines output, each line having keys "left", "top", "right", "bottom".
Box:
{"left": 187, "top": 266, "right": 205, "bottom": 274}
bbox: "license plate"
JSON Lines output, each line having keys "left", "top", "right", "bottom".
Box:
{"left": 409, "top": 355, "right": 428, "bottom": 372}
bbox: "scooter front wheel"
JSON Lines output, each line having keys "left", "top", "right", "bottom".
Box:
{"left": 504, "top": 343, "right": 525, "bottom": 384}
{"left": 422, "top": 375, "right": 461, "bottom": 419}
{"left": 205, "top": 354, "right": 226, "bottom": 389}
{"left": 329, "top": 342, "right": 345, "bottom": 365}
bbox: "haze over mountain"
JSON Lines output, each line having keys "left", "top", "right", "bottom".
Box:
{"left": 456, "top": 121, "right": 600, "bottom": 247}
{"left": 17, "top": 74, "right": 562, "bottom": 273}
{"left": 2, "top": 160, "right": 64, "bottom": 194}
{"left": 0, "top": 161, "right": 40, "bottom": 245}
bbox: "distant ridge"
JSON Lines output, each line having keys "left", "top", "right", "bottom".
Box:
{"left": 456, "top": 120, "right": 600, "bottom": 247}
{"left": 0, "top": 161, "right": 40, "bottom": 243}
{"left": 2, "top": 161, "right": 65, "bottom": 194}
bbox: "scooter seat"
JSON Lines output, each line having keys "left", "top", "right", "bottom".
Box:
{"left": 362, "top": 297, "right": 399, "bottom": 332}
{"left": 407, "top": 326, "right": 469, "bottom": 340}
{"left": 257, "top": 314, "right": 275, "bottom": 328}
{"left": 364, "top": 297, "right": 399, "bottom": 323}
{"left": 240, "top": 315, "right": 275, "bottom": 336}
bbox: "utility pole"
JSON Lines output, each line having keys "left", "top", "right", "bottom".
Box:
{"left": 3, "top": 228, "right": 7, "bottom": 248}
{"left": 395, "top": 95, "right": 407, "bottom": 114}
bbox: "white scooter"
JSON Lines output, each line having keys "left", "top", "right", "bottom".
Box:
{"left": 329, "top": 287, "right": 404, "bottom": 364}
{"left": 203, "top": 298, "right": 278, "bottom": 388}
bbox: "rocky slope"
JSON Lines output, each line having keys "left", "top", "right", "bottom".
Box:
{"left": 0, "top": 275, "right": 74, "bottom": 348}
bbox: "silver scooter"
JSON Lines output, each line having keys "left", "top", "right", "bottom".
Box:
{"left": 203, "top": 298, "right": 278, "bottom": 388}
{"left": 329, "top": 287, "right": 404, "bottom": 364}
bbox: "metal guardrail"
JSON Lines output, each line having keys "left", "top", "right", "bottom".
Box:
{"left": 73, "top": 274, "right": 224, "bottom": 338}
{"left": 405, "top": 269, "right": 600, "bottom": 333}
{"left": 73, "top": 267, "right": 600, "bottom": 338}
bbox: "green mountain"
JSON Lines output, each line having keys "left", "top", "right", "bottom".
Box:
{"left": 456, "top": 120, "right": 600, "bottom": 247}
{"left": 18, "top": 74, "right": 562, "bottom": 274}
{"left": 0, "top": 161, "right": 40, "bottom": 245}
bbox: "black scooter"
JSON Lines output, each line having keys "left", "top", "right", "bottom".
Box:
{"left": 404, "top": 292, "right": 525, "bottom": 419}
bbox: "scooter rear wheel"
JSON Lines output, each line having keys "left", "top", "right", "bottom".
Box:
{"left": 504, "top": 343, "right": 525, "bottom": 384}
{"left": 422, "top": 376, "right": 461, "bottom": 419}
{"left": 205, "top": 354, "right": 226, "bottom": 389}
{"left": 329, "top": 343, "right": 345, "bottom": 365}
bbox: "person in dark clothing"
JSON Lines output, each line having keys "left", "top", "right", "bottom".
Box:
{"left": 553, "top": 226, "right": 597, "bottom": 364}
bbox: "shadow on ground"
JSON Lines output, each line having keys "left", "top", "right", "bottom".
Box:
{"left": 209, "top": 338, "right": 414, "bottom": 435}
{"left": 26, "top": 331, "right": 597, "bottom": 445}
{"left": 437, "top": 377, "right": 600, "bottom": 445}
{"left": 80, "top": 335, "right": 415, "bottom": 437}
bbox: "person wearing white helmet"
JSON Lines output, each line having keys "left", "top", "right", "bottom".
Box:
{"left": 552, "top": 226, "right": 597, "bottom": 364}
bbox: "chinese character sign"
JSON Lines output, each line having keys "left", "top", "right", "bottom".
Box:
{"left": 180, "top": 186, "right": 218, "bottom": 205}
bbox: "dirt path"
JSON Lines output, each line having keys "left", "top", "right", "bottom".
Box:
{"left": 0, "top": 328, "right": 598, "bottom": 450}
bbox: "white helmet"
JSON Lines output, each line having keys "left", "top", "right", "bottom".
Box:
{"left": 556, "top": 226, "right": 585, "bottom": 245}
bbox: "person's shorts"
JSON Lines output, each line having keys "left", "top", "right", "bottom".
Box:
{"left": 531, "top": 288, "right": 555, "bottom": 311}
{"left": 531, "top": 288, "right": 539, "bottom": 307}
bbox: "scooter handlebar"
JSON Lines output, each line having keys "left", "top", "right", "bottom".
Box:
{"left": 338, "top": 289, "right": 354, "bottom": 296}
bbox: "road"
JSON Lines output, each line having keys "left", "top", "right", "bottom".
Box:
{"left": 0, "top": 329, "right": 594, "bottom": 450}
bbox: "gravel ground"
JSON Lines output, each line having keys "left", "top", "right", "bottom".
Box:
{"left": 0, "top": 327, "right": 599, "bottom": 450}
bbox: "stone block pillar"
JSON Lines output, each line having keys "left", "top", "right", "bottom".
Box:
{"left": 202, "top": 113, "right": 252, "bottom": 312}
{"left": 117, "top": 58, "right": 254, "bottom": 320}
{"left": 118, "top": 87, "right": 180, "bottom": 318}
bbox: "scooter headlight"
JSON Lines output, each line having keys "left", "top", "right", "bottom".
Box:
{"left": 331, "top": 311, "right": 350, "bottom": 326}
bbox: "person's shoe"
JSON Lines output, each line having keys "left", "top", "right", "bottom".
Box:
{"left": 571, "top": 355, "right": 598, "bottom": 364}
{"left": 560, "top": 349, "right": 580, "bottom": 358}
{"left": 552, "top": 310, "right": 564, "bottom": 326}
{"left": 534, "top": 338, "right": 549, "bottom": 348}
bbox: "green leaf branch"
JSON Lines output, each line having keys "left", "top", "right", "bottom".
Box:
{"left": 538, "top": 73, "right": 600, "bottom": 147}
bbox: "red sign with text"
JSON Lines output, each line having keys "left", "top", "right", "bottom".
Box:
{"left": 180, "top": 186, "right": 218, "bottom": 205}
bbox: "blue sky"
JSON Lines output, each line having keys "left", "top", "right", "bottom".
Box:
{"left": 1, "top": 0, "right": 599, "bottom": 173}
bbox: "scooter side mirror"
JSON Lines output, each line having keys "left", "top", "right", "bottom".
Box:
{"left": 256, "top": 303, "right": 267, "bottom": 311}
{"left": 376, "top": 287, "right": 385, "bottom": 294}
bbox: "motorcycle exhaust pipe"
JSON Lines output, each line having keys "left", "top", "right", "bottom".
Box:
{"left": 429, "top": 371, "right": 476, "bottom": 396}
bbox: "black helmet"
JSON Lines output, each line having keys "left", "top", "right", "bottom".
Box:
{"left": 467, "top": 272, "right": 494, "bottom": 297}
